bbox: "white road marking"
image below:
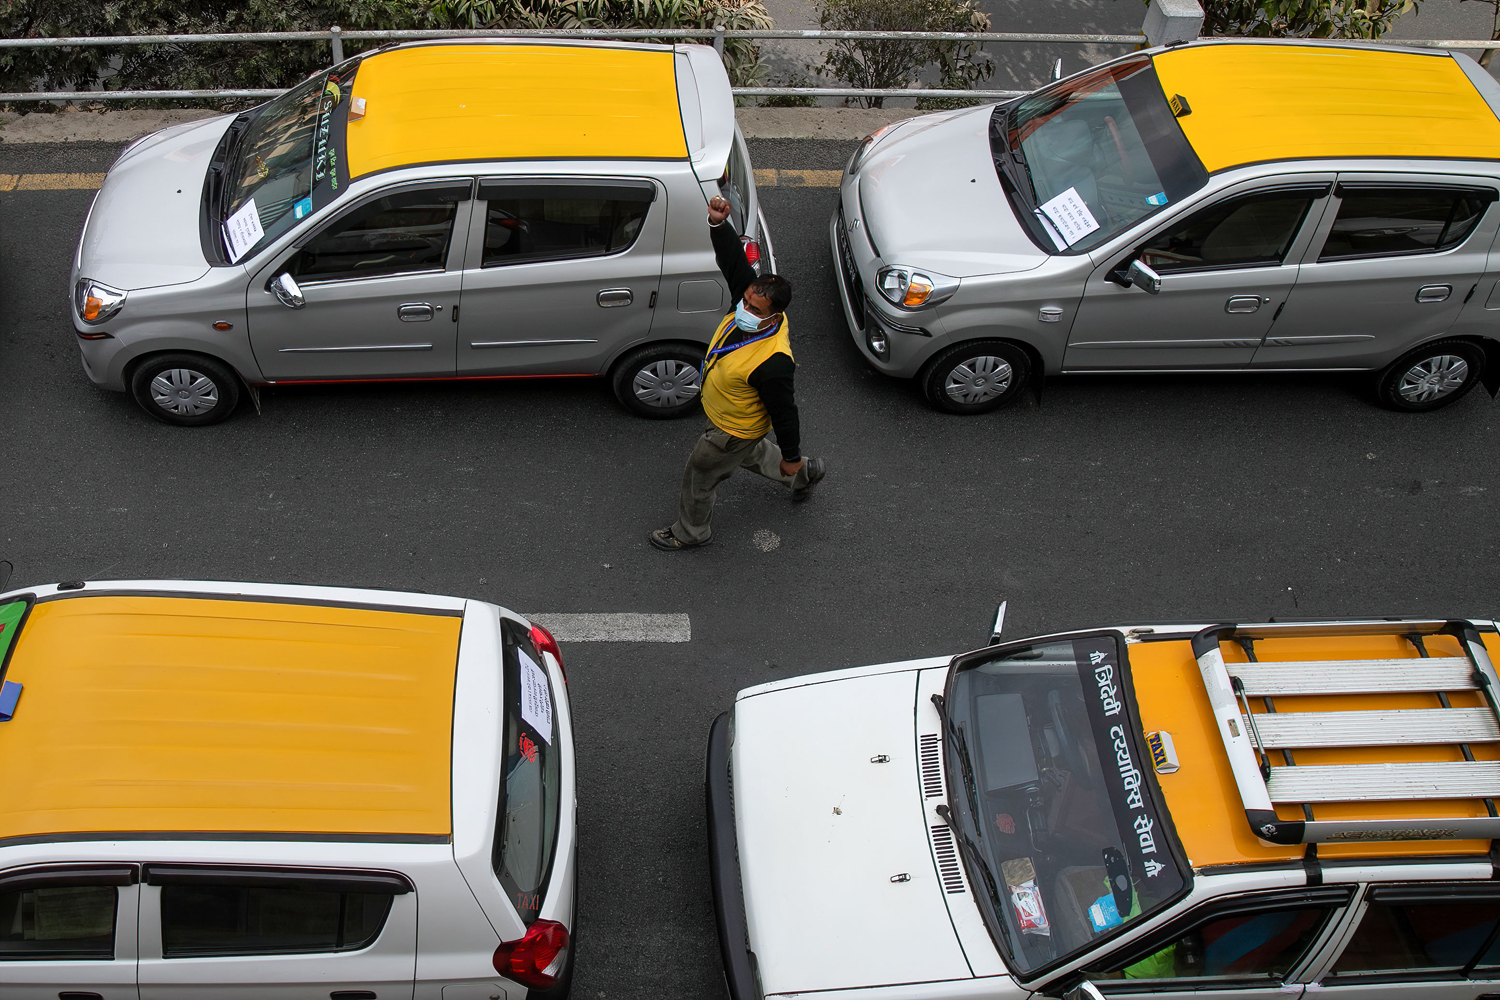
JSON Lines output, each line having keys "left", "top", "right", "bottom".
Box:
{"left": 526, "top": 613, "right": 690, "bottom": 642}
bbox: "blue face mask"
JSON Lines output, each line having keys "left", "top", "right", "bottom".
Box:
{"left": 734, "top": 300, "right": 768, "bottom": 333}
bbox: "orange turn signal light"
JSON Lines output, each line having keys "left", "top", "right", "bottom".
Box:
{"left": 902, "top": 281, "right": 933, "bottom": 307}
{"left": 82, "top": 295, "right": 103, "bottom": 321}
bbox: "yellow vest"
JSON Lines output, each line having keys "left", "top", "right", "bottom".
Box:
{"left": 700, "top": 312, "right": 794, "bottom": 440}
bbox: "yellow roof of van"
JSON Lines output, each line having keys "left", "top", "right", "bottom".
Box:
{"left": 1151, "top": 43, "right": 1500, "bottom": 172}
{"left": 346, "top": 43, "right": 689, "bottom": 177}
{"left": 1131, "top": 630, "right": 1500, "bottom": 869}
{"left": 0, "top": 595, "right": 462, "bottom": 842}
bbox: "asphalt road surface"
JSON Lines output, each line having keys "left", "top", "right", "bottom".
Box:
{"left": 4, "top": 137, "right": 1500, "bottom": 999}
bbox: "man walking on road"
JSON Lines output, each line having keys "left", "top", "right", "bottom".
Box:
{"left": 649, "top": 195, "right": 824, "bottom": 550}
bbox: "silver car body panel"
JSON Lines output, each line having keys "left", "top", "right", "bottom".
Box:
{"left": 835, "top": 45, "right": 1500, "bottom": 390}
{"left": 71, "top": 40, "right": 754, "bottom": 394}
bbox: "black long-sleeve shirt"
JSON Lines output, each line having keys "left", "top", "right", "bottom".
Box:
{"left": 709, "top": 219, "right": 801, "bottom": 461}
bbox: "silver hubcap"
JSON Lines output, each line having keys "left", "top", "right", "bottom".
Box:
{"left": 149, "top": 368, "right": 219, "bottom": 416}
{"left": 633, "top": 360, "right": 701, "bottom": 408}
{"left": 945, "top": 355, "right": 1013, "bottom": 404}
{"left": 1397, "top": 354, "right": 1469, "bottom": 403}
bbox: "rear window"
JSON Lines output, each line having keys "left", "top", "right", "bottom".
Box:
{"left": 493, "top": 621, "right": 562, "bottom": 923}
{"left": 1319, "top": 187, "right": 1493, "bottom": 261}
{"left": 160, "top": 883, "right": 392, "bottom": 957}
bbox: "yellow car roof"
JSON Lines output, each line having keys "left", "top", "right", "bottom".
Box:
{"left": 0, "top": 595, "right": 461, "bottom": 843}
{"left": 346, "top": 42, "right": 689, "bottom": 178}
{"left": 1131, "top": 631, "right": 1500, "bottom": 869}
{"left": 1151, "top": 43, "right": 1500, "bottom": 172}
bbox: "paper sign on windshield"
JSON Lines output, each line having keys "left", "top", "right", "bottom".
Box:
{"left": 1039, "top": 187, "right": 1100, "bottom": 248}
{"left": 517, "top": 648, "right": 554, "bottom": 744}
{"left": 222, "top": 198, "right": 265, "bottom": 264}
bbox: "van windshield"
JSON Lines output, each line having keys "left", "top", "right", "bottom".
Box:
{"left": 994, "top": 57, "right": 1207, "bottom": 254}
{"left": 220, "top": 66, "right": 356, "bottom": 262}
{"left": 944, "top": 635, "right": 1187, "bottom": 978}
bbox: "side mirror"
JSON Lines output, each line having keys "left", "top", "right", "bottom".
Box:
{"left": 1126, "top": 259, "right": 1162, "bottom": 295}
{"left": 1064, "top": 982, "right": 1106, "bottom": 1000}
{"left": 270, "top": 272, "right": 305, "bottom": 309}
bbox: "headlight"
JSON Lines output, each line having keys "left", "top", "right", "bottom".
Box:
{"left": 875, "top": 266, "right": 959, "bottom": 309}
{"left": 73, "top": 278, "right": 127, "bottom": 325}
{"left": 846, "top": 123, "right": 898, "bottom": 176}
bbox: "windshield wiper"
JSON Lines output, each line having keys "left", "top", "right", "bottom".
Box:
{"left": 937, "top": 802, "right": 1014, "bottom": 951}
{"left": 931, "top": 693, "right": 981, "bottom": 817}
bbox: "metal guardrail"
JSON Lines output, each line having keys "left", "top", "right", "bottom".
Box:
{"left": 1, "top": 26, "right": 1498, "bottom": 104}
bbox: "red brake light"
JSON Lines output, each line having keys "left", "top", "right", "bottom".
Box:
{"left": 530, "top": 622, "right": 566, "bottom": 683}
{"left": 740, "top": 236, "right": 761, "bottom": 265}
{"left": 493, "top": 919, "right": 569, "bottom": 988}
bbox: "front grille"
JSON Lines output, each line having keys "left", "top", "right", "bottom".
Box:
{"left": 919, "top": 732, "right": 944, "bottom": 798}
{"left": 835, "top": 206, "right": 866, "bottom": 330}
{"left": 930, "top": 824, "right": 967, "bottom": 894}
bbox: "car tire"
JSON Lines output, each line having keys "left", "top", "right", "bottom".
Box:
{"left": 919, "top": 340, "right": 1031, "bottom": 415}
{"left": 610, "top": 343, "right": 705, "bottom": 419}
{"left": 1374, "top": 339, "right": 1485, "bottom": 412}
{"left": 128, "top": 353, "right": 242, "bottom": 427}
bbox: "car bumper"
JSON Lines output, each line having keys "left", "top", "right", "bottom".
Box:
{"left": 706, "top": 711, "right": 759, "bottom": 1000}
{"left": 829, "top": 205, "right": 937, "bottom": 380}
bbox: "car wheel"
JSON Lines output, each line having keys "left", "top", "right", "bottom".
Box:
{"left": 1375, "top": 339, "right": 1485, "bottom": 412}
{"left": 610, "top": 344, "right": 705, "bottom": 419}
{"left": 129, "top": 353, "right": 242, "bottom": 427}
{"left": 919, "top": 340, "right": 1031, "bottom": 415}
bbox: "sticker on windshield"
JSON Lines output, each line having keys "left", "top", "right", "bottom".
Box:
{"left": 223, "top": 198, "right": 265, "bottom": 263}
{"left": 293, "top": 196, "right": 314, "bottom": 220}
{"left": 1145, "top": 191, "right": 1168, "bottom": 207}
{"left": 517, "top": 648, "right": 553, "bottom": 744}
{"left": 1038, "top": 186, "right": 1100, "bottom": 248}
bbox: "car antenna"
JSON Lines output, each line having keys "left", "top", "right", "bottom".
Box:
{"left": 988, "top": 600, "right": 1007, "bottom": 645}
{"left": 0, "top": 560, "right": 12, "bottom": 592}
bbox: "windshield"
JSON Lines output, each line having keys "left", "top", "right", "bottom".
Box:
{"left": 492, "top": 620, "right": 562, "bottom": 923}
{"left": 994, "top": 57, "right": 1207, "bottom": 254}
{"left": 945, "top": 635, "right": 1187, "bottom": 978}
{"left": 220, "top": 65, "right": 356, "bottom": 262}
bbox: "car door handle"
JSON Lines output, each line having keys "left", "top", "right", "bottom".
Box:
{"left": 597, "top": 288, "right": 633, "bottom": 308}
{"left": 1416, "top": 284, "right": 1452, "bottom": 303}
{"left": 329, "top": 993, "right": 378, "bottom": 1000}
{"left": 1225, "top": 295, "right": 1262, "bottom": 314}
{"left": 59, "top": 993, "right": 104, "bottom": 1000}
{"left": 397, "top": 302, "right": 437, "bottom": 322}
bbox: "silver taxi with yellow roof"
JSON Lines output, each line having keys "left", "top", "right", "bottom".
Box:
{"left": 835, "top": 39, "right": 1500, "bottom": 413}
{"left": 0, "top": 578, "right": 575, "bottom": 999}
{"left": 71, "top": 39, "right": 773, "bottom": 425}
{"left": 708, "top": 609, "right": 1500, "bottom": 999}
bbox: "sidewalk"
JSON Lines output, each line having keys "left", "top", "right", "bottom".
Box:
{"left": 0, "top": 106, "right": 917, "bottom": 144}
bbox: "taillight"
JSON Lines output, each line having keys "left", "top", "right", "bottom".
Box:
{"left": 740, "top": 236, "right": 761, "bottom": 265}
{"left": 493, "top": 919, "right": 569, "bottom": 989}
{"left": 530, "top": 622, "right": 566, "bottom": 684}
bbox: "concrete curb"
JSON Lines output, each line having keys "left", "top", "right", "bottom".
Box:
{"left": 0, "top": 105, "right": 945, "bottom": 145}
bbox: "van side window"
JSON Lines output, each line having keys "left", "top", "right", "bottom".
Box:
{"left": 1318, "top": 188, "right": 1491, "bottom": 261}
{"left": 0, "top": 885, "right": 116, "bottom": 960}
{"left": 1327, "top": 893, "right": 1500, "bottom": 978}
{"left": 287, "top": 185, "right": 467, "bottom": 282}
{"left": 159, "top": 884, "right": 393, "bottom": 957}
{"left": 1134, "top": 191, "right": 1316, "bottom": 274}
{"left": 481, "top": 182, "right": 653, "bottom": 267}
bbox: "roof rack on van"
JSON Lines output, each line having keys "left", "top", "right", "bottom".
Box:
{"left": 1190, "top": 619, "right": 1500, "bottom": 846}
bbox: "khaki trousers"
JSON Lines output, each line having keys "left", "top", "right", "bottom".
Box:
{"left": 670, "top": 426, "right": 813, "bottom": 544}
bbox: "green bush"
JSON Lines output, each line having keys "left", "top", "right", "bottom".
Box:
{"left": 0, "top": 0, "right": 438, "bottom": 103}
{"left": 814, "top": 0, "right": 994, "bottom": 109}
{"left": 429, "top": 0, "right": 774, "bottom": 85}
{"left": 0, "top": 0, "right": 773, "bottom": 107}
{"left": 1198, "top": 0, "right": 1418, "bottom": 38}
